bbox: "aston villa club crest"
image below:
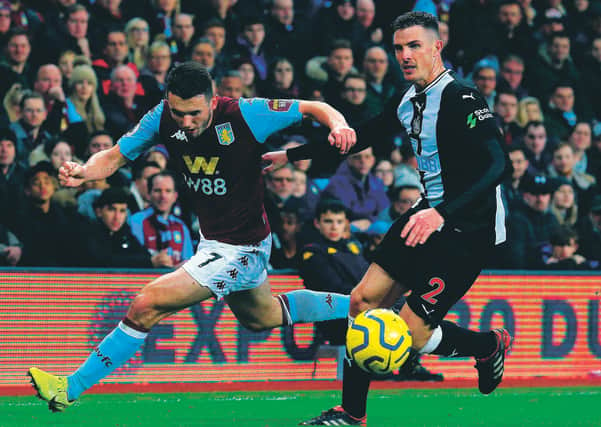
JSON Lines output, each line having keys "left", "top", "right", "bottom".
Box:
{"left": 215, "top": 122, "right": 235, "bottom": 145}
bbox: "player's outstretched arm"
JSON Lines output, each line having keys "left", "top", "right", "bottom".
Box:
{"left": 298, "top": 100, "right": 356, "bottom": 154}
{"left": 59, "top": 145, "right": 127, "bottom": 187}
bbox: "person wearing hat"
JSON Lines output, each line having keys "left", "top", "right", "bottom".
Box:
{"left": 550, "top": 177, "right": 578, "bottom": 227}
{"left": 503, "top": 173, "right": 559, "bottom": 268}
{"left": 76, "top": 186, "right": 173, "bottom": 268}
{"left": 575, "top": 194, "right": 601, "bottom": 263}
{"left": 12, "top": 161, "right": 73, "bottom": 266}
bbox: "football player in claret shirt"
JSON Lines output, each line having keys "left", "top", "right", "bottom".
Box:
{"left": 28, "top": 61, "right": 357, "bottom": 412}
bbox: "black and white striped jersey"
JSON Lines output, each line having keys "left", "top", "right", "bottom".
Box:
{"left": 287, "top": 70, "right": 509, "bottom": 246}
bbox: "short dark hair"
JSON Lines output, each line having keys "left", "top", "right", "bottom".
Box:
{"left": 550, "top": 225, "right": 578, "bottom": 246}
{"left": 387, "top": 185, "right": 421, "bottom": 201}
{"left": 103, "top": 28, "right": 126, "bottom": 48}
{"left": 342, "top": 72, "right": 366, "bottom": 86}
{"left": 202, "top": 18, "right": 226, "bottom": 33}
{"left": 507, "top": 145, "right": 526, "bottom": 156}
{"left": 525, "top": 120, "right": 545, "bottom": 132}
{"left": 494, "top": 88, "right": 517, "bottom": 105}
{"left": 19, "top": 91, "right": 45, "bottom": 110}
{"left": 0, "top": 127, "right": 17, "bottom": 145}
{"left": 6, "top": 27, "right": 30, "bottom": 44}
{"left": 147, "top": 170, "right": 177, "bottom": 192}
{"left": 65, "top": 4, "right": 88, "bottom": 19}
{"left": 551, "top": 81, "right": 574, "bottom": 93}
{"left": 93, "top": 187, "right": 130, "bottom": 209}
{"left": 391, "top": 11, "right": 439, "bottom": 36}
{"left": 315, "top": 199, "right": 349, "bottom": 219}
{"left": 327, "top": 39, "right": 352, "bottom": 56}
{"left": 166, "top": 61, "right": 214, "bottom": 99}
{"left": 89, "top": 130, "right": 113, "bottom": 142}
{"left": 132, "top": 160, "right": 161, "bottom": 180}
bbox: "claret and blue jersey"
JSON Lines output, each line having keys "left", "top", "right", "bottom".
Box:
{"left": 118, "top": 97, "right": 303, "bottom": 245}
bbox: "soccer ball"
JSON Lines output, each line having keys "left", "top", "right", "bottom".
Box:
{"left": 346, "top": 309, "right": 412, "bottom": 375}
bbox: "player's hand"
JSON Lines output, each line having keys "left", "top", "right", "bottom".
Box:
{"left": 261, "top": 150, "right": 288, "bottom": 174}
{"left": 59, "top": 161, "right": 86, "bottom": 187}
{"left": 400, "top": 208, "right": 444, "bottom": 247}
{"left": 328, "top": 126, "right": 356, "bottom": 154}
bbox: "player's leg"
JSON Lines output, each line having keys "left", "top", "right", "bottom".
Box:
{"left": 225, "top": 277, "right": 351, "bottom": 331}
{"left": 401, "top": 230, "right": 512, "bottom": 394}
{"left": 29, "top": 268, "right": 213, "bottom": 410}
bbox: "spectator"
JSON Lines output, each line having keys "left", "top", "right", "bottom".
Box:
{"left": 311, "top": 0, "right": 364, "bottom": 56}
{"left": 542, "top": 225, "right": 599, "bottom": 270}
{"left": 124, "top": 18, "right": 151, "bottom": 71}
{"left": 499, "top": 54, "right": 528, "bottom": 100}
{"left": 93, "top": 30, "right": 140, "bottom": 97}
{"left": 88, "top": 0, "right": 128, "bottom": 54}
{"left": 0, "top": 128, "right": 26, "bottom": 225}
{"left": 28, "top": 137, "right": 77, "bottom": 170}
{"left": 504, "top": 174, "right": 559, "bottom": 268}
{"left": 128, "top": 160, "right": 161, "bottom": 213}
{"left": 292, "top": 169, "right": 307, "bottom": 198}
{"left": 320, "top": 147, "right": 389, "bottom": 232}
{"left": 494, "top": 89, "right": 523, "bottom": 146}
{"left": 516, "top": 96, "right": 544, "bottom": 127}
{"left": 523, "top": 120, "right": 554, "bottom": 175}
{"left": 43, "top": 4, "right": 91, "bottom": 64}
{"left": 13, "top": 161, "right": 73, "bottom": 266}
{"left": 145, "top": 0, "right": 177, "bottom": 40}
{"left": 373, "top": 159, "right": 395, "bottom": 190}
{"left": 378, "top": 184, "right": 421, "bottom": 223}
{"left": 130, "top": 171, "right": 193, "bottom": 266}
{"left": 306, "top": 39, "right": 357, "bottom": 105}
{"left": 57, "top": 50, "right": 76, "bottom": 83}
{"left": 270, "top": 206, "right": 302, "bottom": 270}
{"left": 139, "top": 41, "right": 171, "bottom": 106}
{"left": 0, "top": 222, "right": 22, "bottom": 266}
{"left": 547, "top": 142, "right": 596, "bottom": 211}
{"left": 568, "top": 122, "right": 593, "bottom": 174}
{"left": 362, "top": 46, "right": 399, "bottom": 117}
{"left": 525, "top": 31, "right": 579, "bottom": 102}
{"left": 544, "top": 83, "right": 589, "bottom": 141}
{"left": 588, "top": 126, "right": 601, "bottom": 183}
{"left": 550, "top": 179, "right": 578, "bottom": 226}
{"left": 472, "top": 61, "right": 497, "bottom": 109}
{"left": 299, "top": 199, "right": 367, "bottom": 345}
{"left": 234, "top": 58, "right": 259, "bottom": 98}
{"left": 503, "top": 145, "right": 529, "bottom": 210}
{"left": 33, "top": 65, "right": 66, "bottom": 134}
{"left": 102, "top": 65, "right": 152, "bottom": 141}
{"left": 264, "top": 163, "right": 299, "bottom": 232}
{"left": 334, "top": 73, "right": 371, "bottom": 127}
{"left": 355, "top": 0, "right": 384, "bottom": 47}
{"left": 143, "top": 144, "right": 169, "bottom": 170}
{"left": 0, "top": 1, "right": 11, "bottom": 49}
{"left": 576, "top": 194, "right": 601, "bottom": 263}
{"left": 0, "top": 28, "right": 34, "bottom": 99}
{"left": 263, "top": 0, "right": 312, "bottom": 68}
{"left": 201, "top": 18, "right": 230, "bottom": 78}
{"left": 580, "top": 35, "right": 601, "bottom": 121}
{"left": 84, "top": 130, "right": 113, "bottom": 160}
{"left": 232, "top": 16, "right": 269, "bottom": 81}
{"left": 261, "top": 57, "right": 300, "bottom": 99}
{"left": 216, "top": 71, "right": 243, "bottom": 99}
{"left": 494, "top": 0, "right": 536, "bottom": 61}
{"left": 77, "top": 176, "right": 110, "bottom": 221}
{"left": 10, "top": 91, "right": 54, "bottom": 166}
{"left": 78, "top": 187, "right": 172, "bottom": 268}
{"left": 190, "top": 38, "right": 220, "bottom": 78}
{"left": 64, "top": 65, "right": 106, "bottom": 147}
{"left": 167, "top": 13, "right": 195, "bottom": 64}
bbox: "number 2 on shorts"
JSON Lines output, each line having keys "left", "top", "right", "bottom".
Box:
{"left": 198, "top": 252, "right": 223, "bottom": 268}
{"left": 421, "top": 277, "right": 445, "bottom": 304}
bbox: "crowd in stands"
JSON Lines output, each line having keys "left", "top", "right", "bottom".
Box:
{"left": 1, "top": 0, "right": 600, "bottom": 273}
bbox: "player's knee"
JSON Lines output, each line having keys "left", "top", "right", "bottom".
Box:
{"left": 127, "top": 293, "right": 161, "bottom": 328}
{"left": 349, "top": 288, "right": 375, "bottom": 316}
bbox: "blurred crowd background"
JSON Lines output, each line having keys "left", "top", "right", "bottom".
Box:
{"left": 0, "top": 0, "right": 600, "bottom": 273}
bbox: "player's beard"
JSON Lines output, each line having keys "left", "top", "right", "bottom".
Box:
{"left": 186, "top": 109, "right": 214, "bottom": 138}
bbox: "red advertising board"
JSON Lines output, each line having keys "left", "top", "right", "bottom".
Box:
{"left": 0, "top": 270, "right": 599, "bottom": 387}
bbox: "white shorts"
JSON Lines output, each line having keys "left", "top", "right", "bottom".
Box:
{"left": 182, "top": 234, "right": 272, "bottom": 299}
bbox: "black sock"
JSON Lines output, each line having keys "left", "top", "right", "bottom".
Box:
{"left": 341, "top": 360, "right": 371, "bottom": 418}
{"left": 429, "top": 320, "right": 497, "bottom": 359}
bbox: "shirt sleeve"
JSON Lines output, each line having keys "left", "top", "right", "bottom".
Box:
{"left": 118, "top": 102, "right": 164, "bottom": 161}
{"left": 181, "top": 224, "right": 194, "bottom": 261}
{"left": 286, "top": 93, "right": 403, "bottom": 161}
{"left": 434, "top": 88, "right": 507, "bottom": 220}
{"left": 129, "top": 213, "right": 145, "bottom": 245}
{"left": 238, "top": 98, "right": 302, "bottom": 143}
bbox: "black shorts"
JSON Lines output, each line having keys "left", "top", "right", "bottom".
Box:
{"left": 372, "top": 206, "right": 492, "bottom": 327}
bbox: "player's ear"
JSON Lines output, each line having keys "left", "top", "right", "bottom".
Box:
{"left": 210, "top": 96, "right": 218, "bottom": 110}
{"left": 434, "top": 39, "right": 443, "bottom": 56}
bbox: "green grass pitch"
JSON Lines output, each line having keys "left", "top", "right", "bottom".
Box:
{"left": 2, "top": 387, "right": 600, "bottom": 426}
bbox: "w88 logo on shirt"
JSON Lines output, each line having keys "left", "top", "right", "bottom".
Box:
{"left": 182, "top": 174, "right": 228, "bottom": 196}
